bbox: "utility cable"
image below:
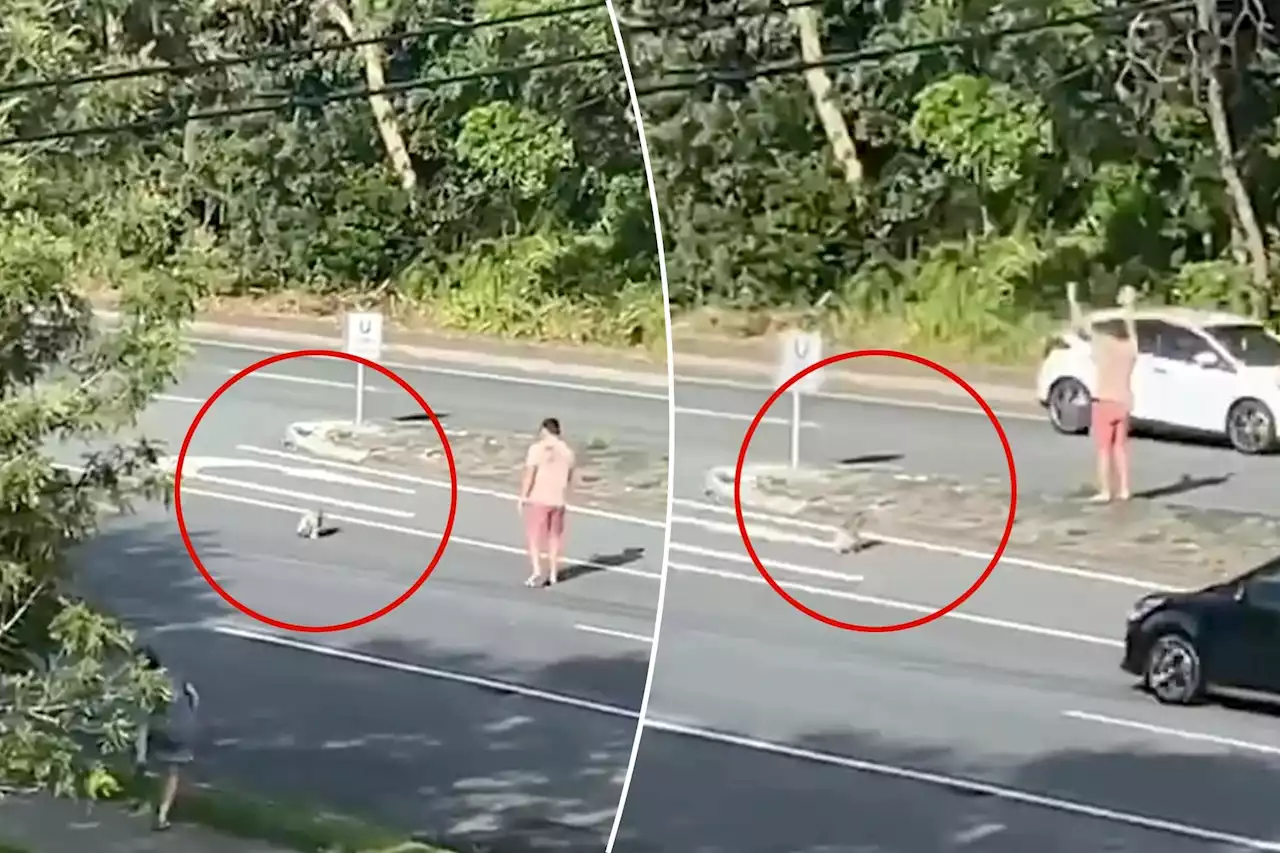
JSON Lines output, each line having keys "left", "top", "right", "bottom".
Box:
{"left": 0, "top": 51, "right": 614, "bottom": 149}
{"left": 0, "top": 1, "right": 602, "bottom": 98}
{"left": 635, "top": 0, "right": 1196, "bottom": 95}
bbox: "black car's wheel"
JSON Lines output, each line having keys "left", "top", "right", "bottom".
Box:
{"left": 1143, "top": 633, "right": 1204, "bottom": 705}
{"left": 1227, "top": 399, "right": 1277, "bottom": 455}
{"left": 1047, "top": 378, "right": 1091, "bottom": 435}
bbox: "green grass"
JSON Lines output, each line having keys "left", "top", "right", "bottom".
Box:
{"left": 115, "top": 773, "right": 449, "bottom": 853}
{"left": 0, "top": 842, "right": 31, "bottom": 853}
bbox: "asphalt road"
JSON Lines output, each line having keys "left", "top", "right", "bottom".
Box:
{"left": 68, "top": 337, "right": 667, "bottom": 851}
{"left": 608, "top": 376, "right": 1280, "bottom": 853}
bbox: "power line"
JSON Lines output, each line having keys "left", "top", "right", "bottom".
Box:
{"left": 0, "top": 1, "right": 602, "bottom": 99}
{"left": 618, "top": 0, "right": 823, "bottom": 34}
{"left": 635, "top": 0, "right": 1196, "bottom": 96}
{"left": 0, "top": 51, "right": 615, "bottom": 149}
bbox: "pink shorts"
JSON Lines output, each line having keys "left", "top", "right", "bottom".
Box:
{"left": 1091, "top": 398, "right": 1131, "bottom": 450}
{"left": 523, "top": 503, "right": 566, "bottom": 547}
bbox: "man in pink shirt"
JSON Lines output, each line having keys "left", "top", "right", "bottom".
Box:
{"left": 519, "top": 417, "right": 576, "bottom": 587}
{"left": 1069, "top": 282, "right": 1139, "bottom": 502}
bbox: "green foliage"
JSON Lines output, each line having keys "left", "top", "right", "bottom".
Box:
{"left": 625, "top": 0, "right": 1280, "bottom": 362}
{"left": 0, "top": 206, "right": 191, "bottom": 800}
{"left": 1, "top": 0, "right": 661, "bottom": 347}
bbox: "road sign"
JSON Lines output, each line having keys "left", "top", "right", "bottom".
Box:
{"left": 776, "top": 329, "right": 824, "bottom": 395}
{"left": 343, "top": 311, "right": 384, "bottom": 361}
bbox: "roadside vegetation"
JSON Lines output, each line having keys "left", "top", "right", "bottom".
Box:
{"left": 623, "top": 0, "right": 1280, "bottom": 365}
{"left": 1, "top": 0, "right": 664, "bottom": 352}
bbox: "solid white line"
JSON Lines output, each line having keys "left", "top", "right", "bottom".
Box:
{"left": 1063, "top": 710, "right": 1280, "bottom": 757}
{"left": 200, "top": 617, "right": 1280, "bottom": 851}
{"left": 156, "top": 394, "right": 205, "bottom": 405}
{"left": 210, "top": 624, "right": 640, "bottom": 719}
{"left": 669, "top": 541, "right": 863, "bottom": 584}
{"left": 675, "top": 406, "right": 819, "bottom": 428}
{"left": 184, "top": 473, "right": 415, "bottom": 518}
{"left": 665, "top": 561, "right": 1119, "bottom": 646}
{"left": 674, "top": 372, "right": 1041, "bottom": 421}
{"left": 574, "top": 623, "right": 654, "bottom": 644}
{"left": 180, "top": 486, "right": 662, "bottom": 580}
{"left": 642, "top": 717, "right": 1280, "bottom": 851}
{"left": 227, "top": 368, "right": 391, "bottom": 392}
{"left": 192, "top": 337, "right": 669, "bottom": 400}
{"left": 600, "top": 4, "right": 675, "bottom": 851}
{"left": 236, "top": 444, "right": 665, "bottom": 529}
{"left": 678, "top": 498, "right": 1167, "bottom": 591}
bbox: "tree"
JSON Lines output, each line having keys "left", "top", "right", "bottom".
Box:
{"left": 623, "top": 0, "right": 1280, "bottom": 359}
{"left": 0, "top": 209, "right": 193, "bottom": 798}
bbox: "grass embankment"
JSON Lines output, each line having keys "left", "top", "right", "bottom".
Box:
{"left": 112, "top": 773, "right": 448, "bottom": 853}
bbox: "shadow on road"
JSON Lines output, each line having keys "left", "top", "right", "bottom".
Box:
{"left": 611, "top": 721, "right": 1280, "bottom": 853}
{"left": 1134, "top": 473, "right": 1233, "bottom": 501}
{"left": 71, "top": 516, "right": 648, "bottom": 853}
{"left": 560, "top": 547, "right": 646, "bottom": 583}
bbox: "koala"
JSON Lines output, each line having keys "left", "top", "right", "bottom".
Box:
{"left": 296, "top": 509, "right": 324, "bottom": 540}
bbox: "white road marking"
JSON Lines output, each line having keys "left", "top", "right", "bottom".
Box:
{"left": 953, "top": 823, "right": 1006, "bottom": 845}
{"left": 644, "top": 717, "right": 1280, "bottom": 852}
{"left": 210, "top": 625, "right": 641, "bottom": 719}
{"left": 1063, "top": 710, "right": 1280, "bottom": 757}
{"left": 192, "top": 337, "right": 669, "bottom": 398}
{"left": 675, "top": 372, "right": 1041, "bottom": 421}
{"left": 574, "top": 624, "right": 653, "bottom": 644}
{"left": 173, "top": 456, "right": 416, "bottom": 495}
{"left": 182, "top": 473, "right": 415, "bottom": 518}
{"left": 669, "top": 541, "right": 862, "bottom": 585}
{"left": 666, "top": 561, "right": 1119, "bottom": 646}
{"left": 676, "top": 406, "right": 819, "bottom": 428}
{"left": 156, "top": 394, "right": 205, "bottom": 405}
{"left": 195, "top": 621, "right": 1280, "bottom": 852}
{"left": 677, "top": 498, "right": 1168, "bottom": 591}
{"left": 180, "top": 486, "right": 662, "bottom": 581}
{"left": 236, "top": 444, "right": 665, "bottom": 529}
{"left": 225, "top": 368, "right": 392, "bottom": 392}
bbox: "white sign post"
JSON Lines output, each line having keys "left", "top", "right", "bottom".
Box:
{"left": 775, "top": 330, "right": 824, "bottom": 469}
{"left": 342, "top": 311, "right": 384, "bottom": 426}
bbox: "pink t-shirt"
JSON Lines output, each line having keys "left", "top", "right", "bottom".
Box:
{"left": 524, "top": 437, "right": 575, "bottom": 508}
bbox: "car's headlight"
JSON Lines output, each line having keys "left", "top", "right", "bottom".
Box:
{"left": 1128, "top": 595, "right": 1167, "bottom": 622}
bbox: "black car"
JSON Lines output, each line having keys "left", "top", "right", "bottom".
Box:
{"left": 1122, "top": 560, "right": 1280, "bottom": 705}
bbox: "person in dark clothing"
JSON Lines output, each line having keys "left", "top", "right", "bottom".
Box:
{"left": 135, "top": 647, "right": 200, "bottom": 831}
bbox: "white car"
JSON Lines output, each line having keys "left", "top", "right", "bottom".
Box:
{"left": 1036, "top": 307, "right": 1280, "bottom": 454}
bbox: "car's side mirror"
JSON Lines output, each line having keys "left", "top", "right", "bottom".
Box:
{"left": 1193, "top": 350, "right": 1220, "bottom": 369}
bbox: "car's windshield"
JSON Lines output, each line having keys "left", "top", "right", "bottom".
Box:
{"left": 1204, "top": 323, "right": 1280, "bottom": 367}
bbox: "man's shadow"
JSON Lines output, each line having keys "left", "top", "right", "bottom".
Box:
{"left": 559, "top": 547, "right": 646, "bottom": 583}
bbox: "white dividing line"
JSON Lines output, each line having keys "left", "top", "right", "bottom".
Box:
{"left": 226, "top": 368, "right": 391, "bottom": 392}
{"left": 642, "top": 717, "right": 1280, "bottom": 851}
{"left": 675, "top": 406, "right": 819, "bottom": 428}
{"left": 192, "top": 337, "right": 669, "bottom": 399}
{"left": 184, "top": 473, "right": 415, "bottom": 518}
{"left": 156, "top": 393, "right": 205, "bottom": 405}
{"left": 666, "top": 561, "right": 1120, "bottom": 647}
{"left": 677, "top": 498, "right": 1168, "bottom": 591}
{"left": 210, "top": 624, "right": 640, "bottom": 719}
{"left": 181, "top": 486, "right": 661, "bottom": 581}
{"left": 192, "top": 620, "right": 1280, "bottom": 852}
{"left": 236, "top": 444, "right": 665, "bottom": 530}
{"left": 669, "top": 541, "right": 863, "bottom": 585}
{"left": 674, "top": 373, "right": 1042, "bottom": 422}
{"left": 1063, "top": 710, "right": 1280, "bottom": 757}
{"left": 574, "top": 623, "right": 654, "bottom": 644}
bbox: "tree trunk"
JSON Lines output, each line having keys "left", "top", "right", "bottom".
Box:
{"left": 1196, "top": 0, "right": 1271, "bottom": 317}
{"left": 318, "top": 0, "right": 418, "bottom": 193}
{"left": 788, "top": 7, "right": 863, "bottom": 186}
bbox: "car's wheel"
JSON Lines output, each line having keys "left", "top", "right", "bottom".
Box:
{"left": 1143, "top": 633, "right": 1204, "bottom": 705}
{"left": 1226, "top": 398, "right": 1277, "bottom": 455}
{"left": 1047, "top": 378, "right": 1091, "bottom": 434}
